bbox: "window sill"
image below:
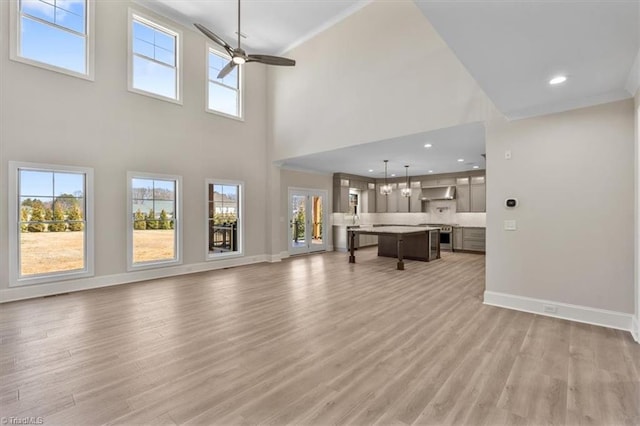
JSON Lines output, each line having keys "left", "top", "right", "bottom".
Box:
{"left": 128, "top": 87, "right": 183, "bottom": 106}
{"left": 205, "top": 108, "right": 244, "bottom": 122}
{"left": 9, "top": 55, "right": 94, "bottom": 81}
{"left": 10, "top": 269, "right": 94, "bottom": 287}
{"left": 128, "top": 258, "right": 182, "bottom": 272}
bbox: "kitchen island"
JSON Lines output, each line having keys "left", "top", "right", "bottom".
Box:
{"left": 348, "top": 226, "right": 440, "bottom": 270}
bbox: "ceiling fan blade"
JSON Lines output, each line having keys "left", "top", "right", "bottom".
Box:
{"left": 247, "top": 54, "right": 296, "bottom": 67}
{"left": 194, "top": 23, "right": 234, "bottom": 55}
{"left": 217, "top": 61, "right": 236, "bottom": 79}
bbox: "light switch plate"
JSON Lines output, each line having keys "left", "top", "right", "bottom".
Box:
{"left": 505, "top": 150, "right": 512, "bottom": 160}
{"left": 504, "top": 220, "right": 517, "bottom": 230}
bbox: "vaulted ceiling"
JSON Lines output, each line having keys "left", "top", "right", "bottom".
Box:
{"left": 138, "top": 0, "right": 639, "bottom": 175}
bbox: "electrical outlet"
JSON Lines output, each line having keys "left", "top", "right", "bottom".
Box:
{"left": 543, "top": 304, "right": 557, "bottom": 314}
{"left": 504, "top": 220, "right": 517, "bottom": 231}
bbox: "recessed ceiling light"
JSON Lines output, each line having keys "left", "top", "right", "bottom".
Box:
{"left": 549, "top": 75, "right": 567, "bottom": 85}
{"left": 457, "top": 158, "right": 464, "bottom": 162}
{"left": 391, "top": 174, "right": 396, "bottom": 177}
{"left": 428, "top": 170, "right": 434, "bottom": 173}
{"left": 472, "top": 165, "right": 479, "bottom": 169}
{"left": 368, "top": 169, "right": 374, "bottom": 173}
{"left": 424, "top": 143, "right": 432, "bottom": 148}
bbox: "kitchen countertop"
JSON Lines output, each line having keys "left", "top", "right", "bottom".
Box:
{"left": 348, "top": 225, "right": 441, "bottom": 235}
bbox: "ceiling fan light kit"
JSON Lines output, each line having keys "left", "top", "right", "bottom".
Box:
{"left": 194, "top": 0, "right": 295, "bottom": 79}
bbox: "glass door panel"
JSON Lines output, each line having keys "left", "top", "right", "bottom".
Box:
{"left": 288, "top": 189, "right": 327, "bottom": 255}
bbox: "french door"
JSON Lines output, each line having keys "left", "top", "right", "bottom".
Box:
{"left": 288, "top": 188, "right": 327, "bottom": 255}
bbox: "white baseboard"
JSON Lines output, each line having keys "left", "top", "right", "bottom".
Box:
{"left": 1, "top": 254, "right": 271, "bottom": 303}
{"left": 484, "top": 291, "right": 634, "bottom": 333}
{"left": 633, "top": 316, "right": 639, "bottom": 343}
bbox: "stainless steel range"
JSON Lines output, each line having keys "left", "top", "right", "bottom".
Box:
{"left": 422, "top": 224, "right": 454, "bottom": 251}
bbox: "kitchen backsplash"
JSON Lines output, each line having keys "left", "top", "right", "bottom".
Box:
{"left": 332, "top": 199, "right": 486, "bottom": 227}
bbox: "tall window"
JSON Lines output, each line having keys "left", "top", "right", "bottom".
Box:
{"left": 207, "top": 180, "right": 243, "bottom": 258}
{"left": 10, "top": 0, "right": 94, "bottom": 78}
{"left": 129, "top": 10, "right": 181, "bottom": 103}
{"left": 9, "top": 162, "right": 94, "bottom": 285}
{"left": 128, "top": 173, "right": 182, "bottom": 269}
{"left": 207, "top": 48, "right": 242, "bottom": 119}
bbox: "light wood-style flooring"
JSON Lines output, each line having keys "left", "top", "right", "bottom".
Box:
{"left": 1, "top": 250, "right": 638, "bottom": 425}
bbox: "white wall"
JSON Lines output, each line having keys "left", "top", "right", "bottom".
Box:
{"left": 485, "top": 100, "right": 635, "bottom": 319}
{"left": 267, "top": 0, "right": 496, "bottom": 162}
{"left": 0, "top": 1, "right": 270, "bottom": 300}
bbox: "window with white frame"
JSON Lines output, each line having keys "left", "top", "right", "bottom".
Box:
{"left": 207, "top": 48, "right": 242, "bottom": 118}
{"left": 9, "top": 162, "right": 94, "bottom": 285}
{"left": 128, "top": 173, "right": 182, "bottom": 269}
{"left": 129, "top": 10, "right": 181, "bottom": 102}
{"left": 11, "top": 0, "right": 94, "bottom": 78}
{"left": 206, "top": 180, "right": 243, "bottom": 258}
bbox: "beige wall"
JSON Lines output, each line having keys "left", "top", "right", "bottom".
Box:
{"left": 267, "top": 0, "right": 495, "bottom": 162}
{"left": 486, "top": 99, "right": 635, "bottom": 314}
{"left": 0, "top": 1, "right": 270, "bottom": 298}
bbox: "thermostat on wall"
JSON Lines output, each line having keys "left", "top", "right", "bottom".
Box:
{"left": 505, "top": 198, "right": 518, "bottom": 208}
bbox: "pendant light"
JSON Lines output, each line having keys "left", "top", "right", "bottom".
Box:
{"left": 401, "top": 165, "right": 412, "bottom": 198}
{"left": 380, "top": 160, "right": 392, "bottom": 195}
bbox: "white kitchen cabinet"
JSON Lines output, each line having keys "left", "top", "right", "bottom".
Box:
{"left": 462, "top": 227, "right": 485, "bottom": 252}
{"left": 456, "top": 184, "right": 470, "bottom": 212}
{"left": 397, "top": 184, "right": 410, "bottom": 213}
{"left": 333, "top": 182, "right": 350, "bottom": 213}
{"left": 470, "top": 182, "right": 486, "bottom": 212}
{"left": 376, "top": 184, "right": 387, "bottom": 213}
{"left": 456, "top": 175, "right": 485, "bottom": 213}
{"left": 387, "top": 184, "right": 398, "bottom": 212}
{"left": 410, "top": 187, "right": 422, "bottom": 212}
{"left": 422, "top": 177, "right": 456, "bottom": 187}
{"left": 453, "top": 227, "right": 463, "bottom": 250}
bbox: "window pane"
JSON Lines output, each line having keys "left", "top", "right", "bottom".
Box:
{"left": 208, "top": 52, "right": 226, "bottom": 72}
{"left": 154, "top": 46, "right": 175, "bottom": 67}
{"left": 21, "top": 0, "right": 55, "bottom": 24}
{"left": 153, "top": 180, "right": 175, "bottom": 200}
{"left": 54, "top": 172, "right": 84, "bottom": 196}
{"left": 133, "top": 20, "right": 154, "bottom": 44}
{"left": 21, "top": 16, "right": 86, "bottom": 74}
{"left": 20, "top": 229, "right": 85, "bottom": 276}
{"left": 154, "top": 200, "right": 174, "bottom": 216}
{"left": 133, "top": 37, "right": 154, "bottom": 59}
{"left": 54, "top": 4, "right": 84, "bottom": 33}
{"left": 133, "top": 228, "right": 174, "bottom": 263}
{"left": 133, "top": 55, "right": 176, "bottom": 99}
{"left": 209, "top": 183, "right": 240, "bottom": 255}
{"left": 208, "top": 82, "right": 238, "bottom": 116}
{"left": 132, "top": 178, "right": 154, "bottom": 200}
{"left": 208, "top": 54, "right": 237, "bottom": 88}
{"left": 57, "top": 0, "right": 85, "bottom": 20}
{"left": 20, "top": 170, "right": 54, "bottom": 197}
{"left": 18, "top": 167, "right": 86, "bottom": 278}
{"left": 131, "top": 176, "right": 178, "bottom": 265}
{"left": 154, "top": 30, "right": 175, "bottom": 54}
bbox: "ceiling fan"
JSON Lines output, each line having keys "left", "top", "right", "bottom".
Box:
{"left": 194, "top": 0, "right": 296, "bottom": 79}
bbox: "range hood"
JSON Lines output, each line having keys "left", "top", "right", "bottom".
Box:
{"left": 421, "top": 186, "right": 456, "bottom": 201}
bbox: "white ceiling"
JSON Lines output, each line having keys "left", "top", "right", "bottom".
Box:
{"left": 138, "top": 0, "right": 639, "bottom": 175}
{"left": 415, "top": 0, "right": 639, "bottom": 120}
{"left": 134, "top": 0, "right": 372, "bottom": 55}
{"left": 278, "top": 122, "right": 486, "bottom": 177}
